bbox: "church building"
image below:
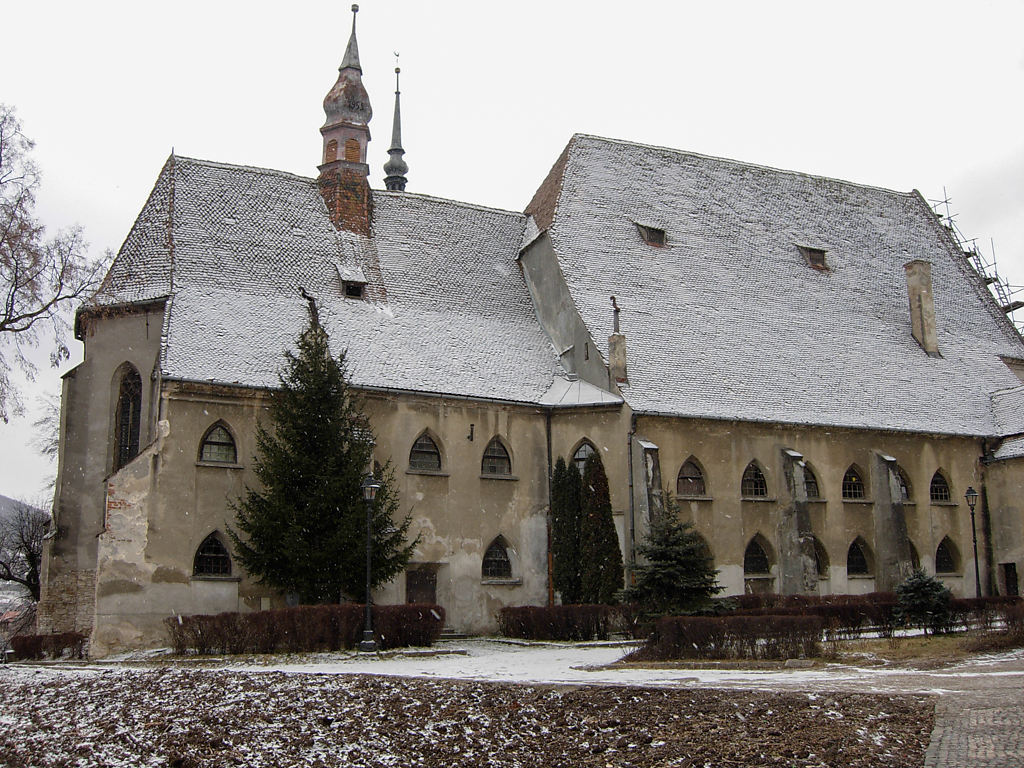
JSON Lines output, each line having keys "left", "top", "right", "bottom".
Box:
{"left": 38, "top": 6, "right": 1024, "bottom": 655}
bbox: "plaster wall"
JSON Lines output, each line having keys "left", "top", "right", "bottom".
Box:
{"left": 981, "top": 456, "right": 1024, "bottom": 595}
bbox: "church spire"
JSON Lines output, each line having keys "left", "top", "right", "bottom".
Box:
{"left": 318, "top": 3, "right": 373, "bottom": 236}
{"left": 383, "top": 66, "right": 408, "bottom": 192}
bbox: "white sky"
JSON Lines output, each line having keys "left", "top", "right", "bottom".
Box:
{"left": 2, "top": 0, "right": 1023, "bottom": 501}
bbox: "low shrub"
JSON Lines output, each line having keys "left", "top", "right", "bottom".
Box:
{"left": 896, "top": 571, "right": 953, "bottom": 635}
{"left": 10, "top": 632, "right": 86, "bottom": 660}
{"left": 497, "top": 605, "right": 627, "bottom": 641}
{"left": 165, "top": 603, "right": 444, "bottom": 655}
{"left": 636, "top": 615, "right": 824, "bottom": 661}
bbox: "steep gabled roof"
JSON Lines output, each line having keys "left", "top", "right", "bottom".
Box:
{"left": 541, "top": 134, "right": 1024, "bottom": 436}
{"left": 96, "top": 157, "right": 568, "bottom": 405}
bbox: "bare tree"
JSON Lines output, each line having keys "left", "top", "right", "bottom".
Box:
{"left": 0, "top": 104, "right": 108, "bottom": 422}
{"left": 0, "top": 498, "right": 50, "bottom": 602}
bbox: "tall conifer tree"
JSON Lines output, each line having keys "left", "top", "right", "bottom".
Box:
{"left": 550, "top": 456, "right": 583, "bottom": 603}
{"left": 578, "top": 452, "right": 624, "bottom": 604}
{"left": 229, "top": 302, "right": 416, "bottom": 604}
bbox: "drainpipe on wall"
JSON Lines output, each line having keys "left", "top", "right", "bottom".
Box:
{"left": 545, "top": 408, "right": 554, "bottom": 606}
{"left": 627, "top": 412, "right": 637, "bottom": 584}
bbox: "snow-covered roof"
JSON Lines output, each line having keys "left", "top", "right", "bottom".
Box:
{"left": 91, "top": 157, "right": 570, "bottom": 405}
{"left": 529, "top": 134, "right": 1024, "bottom": 436}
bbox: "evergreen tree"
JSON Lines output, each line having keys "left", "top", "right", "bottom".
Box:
{"left": 578, "top": 452, "right": 624, "bottom": 604}
{"left": 229, "top": 303, "right": 417, "bottom": 604}
{"left": 624, "top": 494, "right": 722, "bottom": 616}
{"left": 896, "top": 569, "right": 953, "bottom": 635}
{"left": 550, "top": 456, "right": 583, "bottom": 604}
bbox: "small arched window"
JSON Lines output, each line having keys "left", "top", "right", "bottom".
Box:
{"left": 842, "top": 466, "right": 866, "bottom": 500}
{"left": 741, "top": 462, "right": 767, "bottom": 497}
{"left": 744, "top": 537, "right": 771, "bottom": 575}
{"left": 325, "top": 139, "right": 338, "bottom": 162}
{"left": 482, "top": 537, "right": 512, "bottom": 579}
{"left": 676, "top": 458, "right": 706, "bottom": 496}
{"left": 409, "top": 434, "right": 442, "bottom": 471}
{"left": 113, "top": 364, "right": 142, "bottom": 472}
{"left": 935, "top": 537, "right": 959, "bottom": 574}
{"left": 199, "top": 424, "right": 237, "bottom": 464}
{"left": 930, "top": 471, "right": 951, "bottom": 503}
{"left": 896, "top": 467, "right": 912, "bottom": 501}
{"left": 193, "top": 533, "right": 231, "bottom": 577}
{"left": 572, "top": 441, "right": 596, "bottom": 475}
{"left": 803, "top": 464, "right": 821, "bottom": 500}
{"left": 811, "top": 536, "right": 829, "bottom": 577}
{"left": 481, "top": 438, "right": 511, "bottom": 476}
{"left": 344, "top": 138, "right": 361, "bottom": 162}
{"left": 847, "top": 537, "right": 872, "bottom": 576}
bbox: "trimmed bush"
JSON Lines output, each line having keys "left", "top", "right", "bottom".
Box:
{"left": 896, "top": 571, "right": 953, "bottom": 635}
{"left": 636, "top": 615, "right": 824, "bottom": 661}
{"left": 497, "top": 605, "right": 626, "bottom": 641}
{"left": 10, "top": 632, "right": 86, "bottom": 660}
{"left": 164, "top": 603, "right": 444, "bottom": 655}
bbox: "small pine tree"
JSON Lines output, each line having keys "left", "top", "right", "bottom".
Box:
{"left": 896, "top": 569, "right": 953, "bottom": 635}
{"left": 550, "top": 456, "right": 583, "bottom": 604}
{"left": 625, "top": 495, "right": 722, "bottom": 616}
{"left": 229, "top": 303, "right": 417, "bottom": 604}
{"left": 578, "top": 451, "right": 624, "bottom": 604}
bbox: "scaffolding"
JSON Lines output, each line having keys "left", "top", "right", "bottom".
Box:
{"left": 930, "top": 188, "right": 1024, "bottom": 335}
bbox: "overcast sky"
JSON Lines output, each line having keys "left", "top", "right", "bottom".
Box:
{"left": 2, "top": 0, "right": 1023, "bottom": 501}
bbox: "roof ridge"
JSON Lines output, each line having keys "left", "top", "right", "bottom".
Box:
{"left": 172, "top": 155, "right": 319, "bottom": 184}
{"left": 375, "top": 189, "right": 525, "bottom": 219}
{"left": 569, "top": 132, "right": 920, "bottom": 198}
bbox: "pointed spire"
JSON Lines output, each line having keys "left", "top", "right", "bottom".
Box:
{"left": 340, "top": 4, "right": 361, "bottom": 72}
{"left": 384, "top": 65, "right": 408, "bottom": 192}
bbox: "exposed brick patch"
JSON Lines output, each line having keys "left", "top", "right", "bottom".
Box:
{"left": 318, "top": 165, "right": 372, "bottom": 236}
{"left": 36, "top": 568, "right": 96, "bottom": 635}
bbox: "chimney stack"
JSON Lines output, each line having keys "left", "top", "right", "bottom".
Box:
{"left": 608, "top": 296, "right": 628, "bottom": 385}
{"left": 904, "top": 260, "right": 940, "bottom": 357}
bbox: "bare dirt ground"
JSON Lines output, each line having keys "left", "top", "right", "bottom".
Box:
{"left": 0, "top": 665, "right": 930, "bottom": 768}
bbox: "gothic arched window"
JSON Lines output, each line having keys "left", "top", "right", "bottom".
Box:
{"left": 676, "top": 458, "right": 706, "bottom": 496}
{"left": 896, "top": 467, "right": 912, "bottom": 501}
{"left": 741, "top": 462, "right": 767, "bottom": 497}
{"left": 481, "top": 438, "right": 511, "bottom": 476}
{"left": 842, "top": 466, "right": 866, "bottom": 500}
{"left": 572, "top": 440, "right": 596, "bottom": 475}
{"left": 113, "top": 364, "right": 142, "bottom": 472}
{"left": 482, "top": 537, "right": 512, "bottom": 579}
{"left": 409, "top": 434, "right": 442, "bottom": 471}
{"left": 935, "top": 537, "right": 959, "bottom": 574}
{"left": 930, "top": 471, "right": 951, "bottom": 503}
{"left": 193, "top": 533, "right": 232, "bottom": 577}
{"left": 811, "top": 536, "right": 829, "bottom": 577}
{"left": 744, "top": 537, "right": 771, "bottom": 575}
{"left": 803, "top": 464, "right": 821, "bottom": 500}
{"left": 847, "top": 537, "right": 873, "bottom": 575}
{"left": 199, "top": 424, "right": 237, "bottom": 464}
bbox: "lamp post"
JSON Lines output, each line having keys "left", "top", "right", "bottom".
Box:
{"left": 359, "top": 473, "right": 381, "bottom": 652}
{"left": 964, "top": 486, "right": 982, "bottom": 599}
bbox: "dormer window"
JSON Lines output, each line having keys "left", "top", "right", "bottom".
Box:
{"left": 343, "top": 281, "right": 366, "bottom": 299}
{"left": 799, "top": 245, "right": 828, "bottom": 270}
{"left": 636, "top": 224, "right": 666, "bottom": 247}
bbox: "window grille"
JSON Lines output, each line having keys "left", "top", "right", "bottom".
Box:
{"left": 804, "top": 466, "right": 820, "bottom": 499}
{"left": 741, "top": 462, "right": 767, "bottom": 497}
{"left": 194, "top": 534, "right": 231, "bottom": 576}
{"left": 847, "top": 539, "right": 870, "bottom": 575}
{"left": 200, "top": 425, "right": 237, "bottom": 463}
{"left": 676, "top": 460, "right": 706, "bottom": 496}
{"left": 930, "top": 472, "right": 951, "bottom": 502}
{"left": 482, "top": 539, "right": 512, "bottom": 579}
{"left": 481, "top": 438, "right": 511, "bottom": 475}
{"left": 744, "top": 538, "right": 771, "bottom": 575}
{"left": 572, "top": 441, "right": 596, "bottom": 475}
{"left": 935, "top": 537, "right": 958, "bottom": 573}
{"left": 409, "top": 434, "right": 441, "bottom": 471}
{"left": 842, "top": 467, "right": 865, "bottom": 499}
{"left": 114, "top": 366, "right": 142, "bottom": 471}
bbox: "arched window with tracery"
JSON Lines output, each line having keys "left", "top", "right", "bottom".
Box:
{"left": 482, "top": 537, "right": 512, "bottom": 579}
{"left": 741, "top": 462, "right": 767, "bottom": 497}
{"left": 481, "top": 438, "right": 511, "bottom": 476}
{"left": 847, "top": 537, "right": 873, "bottom": 575}
{"left": 572, "top": 440, "right": 596, "bottom": 475}
{"left": 409, "top": 433, "right": 442, "bottom": 471}
{"left": 193, "top": 533, "right": 232, "bottom": 577}
{"left": 896, "top": 467, "right": 912, "bottom": 502}
{"left": 930, "top": 471, "right": 951, "bottom": 503}
{"left": 803, "top": 464, "right": 821, "bottom": 500}
{"left": 676, "top": 458, "right": 706, "bottom": 496}
{"left": 842, "top": 465, "right": 866, "bottom": 500}
{"left": 199, "top": 423, "right": 237, "bottom": 463}
{"left": 744, "top": 536, "right": 772, "bottom": 575}
{"left": 935, "top": 537, "right": 959, "bottom": 574}
{"left": 113, "top": 364, "right": 142, "bottom": 471}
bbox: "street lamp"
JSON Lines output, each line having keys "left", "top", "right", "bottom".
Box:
{"left": 359, "top": 472, "right": 382, "bottom": 652}
{"left": 964, "top": 486, "right": 981, "bottom": 599}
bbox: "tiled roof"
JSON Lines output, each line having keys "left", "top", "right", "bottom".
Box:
{"left": 542, "top": 134, "right": 1024, "bottom": 436}
{"left": 991, "top": 385, "right": 1024, "bottom": 437}
{"left": 103, "top": 157, "right": 562, "bottom": 404}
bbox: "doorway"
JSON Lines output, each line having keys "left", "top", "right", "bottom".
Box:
{"left": 1000, "top": 562, "right": 1019, "bottom": 597}
{"left": 406, "top": 566, "right": 437, "bottom": 605}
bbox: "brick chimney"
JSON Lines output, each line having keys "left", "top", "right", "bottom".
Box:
{"left": 318, "top": 4, "right": 373, "bottom": 236}
{"left": 903, "top": 260, "right": 940, "bottom": 357}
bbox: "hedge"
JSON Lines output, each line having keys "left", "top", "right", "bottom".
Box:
{"left": 165, "top": 603, "right": 444, "bottom": 655}
{"left": 636, "top": 615, "right": 824, "bottom": 661}
{"left": 497, "top": 605, "right": 630, "bottom": 641}
{"left": 10, "top": 632, "right": 87, "bottom": 660}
